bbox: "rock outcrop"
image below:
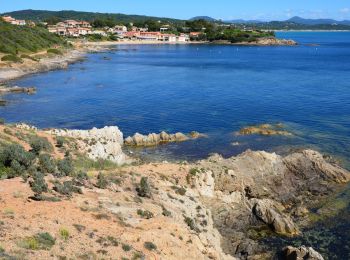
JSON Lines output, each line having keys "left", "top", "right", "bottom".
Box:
{"left": 124, "top": 131, "right": 204, "bottom": 147}
{"left": 233, "top": 37, "right": 297, "bottom": 46}
{"left": 281, "top": 246, "right": 324, "bottom": 260}
{"left": 0, "top": 86, "right": 36, "bottom": 95}
{"left": 191, "top": 149, "right": 349, "bottom": 258}
{"left": 239, "top": 123, "right": 292, "bottom": 136}
{"left": 47, "top": 126, "right": 128, "bottom": 165}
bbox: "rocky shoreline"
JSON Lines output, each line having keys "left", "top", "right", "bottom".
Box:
{"left": 0, "top": 123, "right": 347, "bottom": 259}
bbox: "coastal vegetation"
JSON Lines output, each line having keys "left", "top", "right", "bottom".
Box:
{"left": 0, "top": 19, "right": 65, "bottom": 55}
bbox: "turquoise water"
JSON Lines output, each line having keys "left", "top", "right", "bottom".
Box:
{"left": 1, "top": 32, "right": 350, "bottom": 164}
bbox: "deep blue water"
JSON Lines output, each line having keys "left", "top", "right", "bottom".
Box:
{"left": 1, "top": 32, "right": 350, "bottom": 164}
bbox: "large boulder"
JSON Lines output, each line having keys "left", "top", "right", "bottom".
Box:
{"left": 252, "top": 199, "right": 299, "bottom": 236}
{"left": 281, "top": 246, "right": 324, "bottom": 260}
{"left": 46, "top": 126, "right": 128, "bottom": 165}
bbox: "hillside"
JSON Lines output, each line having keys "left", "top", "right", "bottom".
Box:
{"left": 0, "top": 19, "right": 64, "bottom": 55}
{"left": 3, "top": 9, "right": 184, "bottom": 25}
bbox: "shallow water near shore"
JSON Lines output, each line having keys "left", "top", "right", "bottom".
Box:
{"left": 1, "top": 32, "right": 350, "bottom": 257}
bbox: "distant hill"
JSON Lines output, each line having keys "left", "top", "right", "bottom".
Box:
{"left": 190, "top": 16, "right": 217, "bottom": 22}
{"left": 287, "top": 16, "right": 350, "bottom": 26}
{"left": 224, "top": 19, "right": 262, "bottom": 24}
{"left": 2, "top": 9, "right": 185, "bottom": 25}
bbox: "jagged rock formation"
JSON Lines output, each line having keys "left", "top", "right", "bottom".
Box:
{"left": 189, "top": 149, "right": 349, "bottom": 259}
{"left": 124, "top": 131, "right": 204, "bottom": 147}
{"left": 281, "top": 246, "right": 324, "bottom": 260}
{"left": 47, "top": 126, "right": 128, "bottom": 165}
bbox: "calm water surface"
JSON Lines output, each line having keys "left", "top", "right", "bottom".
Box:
{"left": 1, "top": 32, "right": 350, "bottom": 258}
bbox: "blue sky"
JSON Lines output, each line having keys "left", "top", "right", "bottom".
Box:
{"left": 1, "top": 0, "right": 350, "bottom": 21}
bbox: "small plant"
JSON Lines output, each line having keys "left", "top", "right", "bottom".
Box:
{"left": 144, "top": 241, "right": 157, "bottom": 251}
{"left": 122, "top": 243, "right": 132, "bottom": 252}
{"left": 96, "top": 172, "right": 108, "bottom": 189}
{"left": 0, "top": 245, "right": 4, "bottom": 253}
{"left": 59, "top": 228, "right": 69, "bottom": 240}
{"left": 136, "top": 177, "right": 151, "bottom": 198}
{"left": 171, "top": 186, "right": 186, "bottom": 196}
{"left": 137, "top": 209, "right": 154, "bottom": 219}
{"left": 162, "top": 206, "right": 172, "bottom": 217}
{"left": 20, "top": 54, "right": 39, "bottom": 61}
{"left": 184, "top": 216, "right": 197, "bottom": 231}
{"left": 0, "top": 118, "right": 4, "bottom": 125}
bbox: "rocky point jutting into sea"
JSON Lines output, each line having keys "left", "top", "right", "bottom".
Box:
{"left": 0, "top": 123, "right": 348, "bottom": 259}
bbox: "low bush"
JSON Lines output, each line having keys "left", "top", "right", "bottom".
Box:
{"left": 47, "top": 48, "right": 63, "bottom": 55}
{"left": 136, "top": 177, "right": 151, "bottom": 198}
{"left": 18, "top": 232, "right": 55, "bottom": 250}
{"left": 29, "top": 136, "right": 53, "bottom": 155}
{"left": 53, "top": 181, "right": 82, "bottom": 196}
{"left": 1, "top": 54, "right": 23, "bottom": 63}
{"left": 122, "top": 243, "right": 132, "bottom": 252}
{"left": 57, "top": 157, "right": 73, "bottom": 176}
{"left": 29, "top": 172, "right": 48, "bottom": 194}
{"left": 96, "top": 172, "right": 108, "bottom": 189}
{"left": 137, "top": 209, "right": 154, "bottom": 219}
{"left": 56, "top": 136, "right": 65, "bottom": 148}
{"left": 0, "top": 118, "right": 4, "bottom": 125}
{"left": 0, "top": 144, "right": 35, "bottom": 178}
{"left": 20, "top": 54, "right": 39, "bottom": 61}
{"left": 38, "top": 154, "right": 56, "bottom": 173}
{"left": 144, "top": 241, "right": 157, "bottom": 251}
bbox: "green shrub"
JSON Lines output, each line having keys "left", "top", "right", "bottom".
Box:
{"left": 59, "top": 228, "right": 69, "bottom": 240}
{"left": 29, "top": 172, "right": 48, "bottom": 194}
{"left": 57, "top": 157, "right": 73, "bottom": 176}
{"left": 18, "top": 232, "right": 55, "bottom": 250}
{"left": 38, "top": 154, "right": 56, "bottom": 173}
{"left": 20, "top": 54, "right": 39, "bottom": 61}
{"left": 29, "top": 136, "right": 53, "bottom": 154}
{"left": 162, "top": 206, "right": 172, "bottom": 217}
{"left": 122, "top": 243, "right": 132, "bottom": 252}
{"left": 0, "top": 118, "right": 4, "bottom": 125}
{"left": 171, "top": 186, "right": 186, "bottom": 196}
{"left": 137, "top": 209, "right": 154, "bottom": 219}
{"left": 1, "top": 54, "right": 23, "bottom": 63}
{"left": 184, "top": 216, "right": 197, "bottom": 231}
{"left": 47, "top": 48, "right": 63, "bottom": 55}
{"left": 0, "top": 144, "right": 35, "bottom": 178}
{"left": 144, "top": 241, "right": 157, "bottom": 251}
{"left": 136, "top": 177, "right": 151, "bottom": 198}
{"left": 53, "top": 181, "right": 82, "bottom": 196}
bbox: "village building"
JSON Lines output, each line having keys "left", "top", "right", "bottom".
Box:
{"left": 2, "top": 15, "right": 26, "bottom": 26}
{"left": 48, "top": 19, "right": 92, "bottom": 37}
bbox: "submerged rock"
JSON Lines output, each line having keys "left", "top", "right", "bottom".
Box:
{"left": 0, "top": 86, "right": 36, "bottom": 95}
{"left": 239, "top": 123, "right": 292, "bottom": 136}
{"left": 281, "top": 246, "right": 324, "bottom": 260}
{"left": 124, "top": 131, "right": 204, "bottom": 147}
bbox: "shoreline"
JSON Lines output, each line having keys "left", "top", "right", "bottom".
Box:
{"left": 0, "top": 37, "right": 296, "bottom": 84}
